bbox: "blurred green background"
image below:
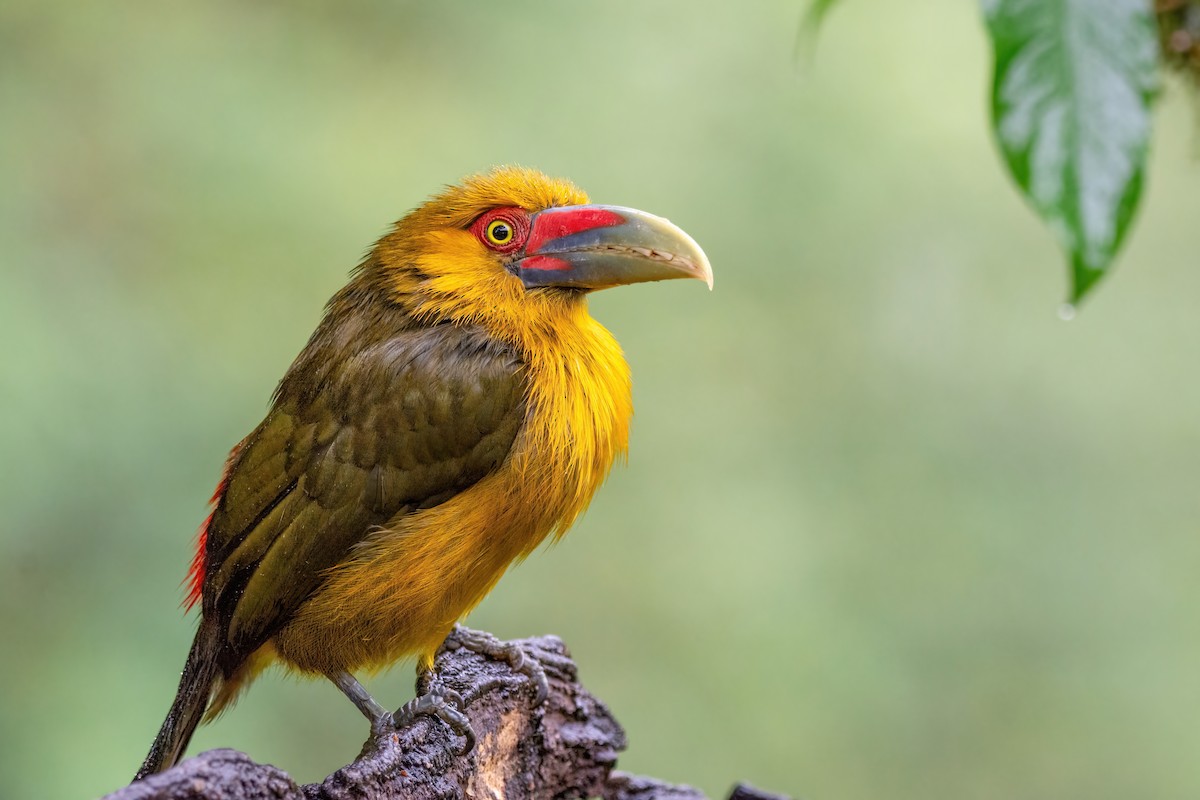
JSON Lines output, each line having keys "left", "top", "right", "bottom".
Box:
{"left": 3, "top": 1, "right": 1199, "bottom": 798}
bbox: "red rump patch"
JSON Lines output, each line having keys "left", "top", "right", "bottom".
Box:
{"left": 184, "top": 441, "right": 244, "bottom": 611}
{"left": 525, "top": 206, "right": 625, "bottom": 255}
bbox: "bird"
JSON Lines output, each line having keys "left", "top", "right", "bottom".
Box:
{"left": 135, "top": 166, "right": 712, "bottom": 780}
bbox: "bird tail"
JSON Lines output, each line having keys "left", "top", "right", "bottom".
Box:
{"left": 134, "top": 620, "right": 221, "bottom": 781}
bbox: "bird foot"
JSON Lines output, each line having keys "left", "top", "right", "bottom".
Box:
{"left": 443, "top": 625, "right": 550, "bottom": 705}
{"left": 392, "top": 680, "right": 475, "bottom": 754}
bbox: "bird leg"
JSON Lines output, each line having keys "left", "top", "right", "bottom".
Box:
{"left": 442, "top": 625, "right": 549, "bottom": 705}
{"left": 332, "top": 668, "right": 474, "bottom": 750}
{"left": 330, "top": 671, "right": 392, "bottom": 735}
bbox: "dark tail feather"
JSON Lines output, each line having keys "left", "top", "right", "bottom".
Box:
{"left": 134, "top": 621, "right": 221, "bottom": 781}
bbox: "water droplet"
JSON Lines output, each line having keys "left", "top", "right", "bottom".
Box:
{"left": 1057, "top": 303, "right": 1076, "bottom": 322}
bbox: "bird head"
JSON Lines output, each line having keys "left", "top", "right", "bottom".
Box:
{"left": 363, "top": 167, "right": 712, "bottom": 336}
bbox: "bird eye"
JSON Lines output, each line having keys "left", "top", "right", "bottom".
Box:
{"left": 485, "top": 220, "right": 512, "bottom": 245}
{"left": 471, "top": 207, "right": 530, "bottom": 253}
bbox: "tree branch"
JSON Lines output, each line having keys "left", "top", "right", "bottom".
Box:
{"left": 103, "top": 630, "right": 787, "bottom": 800}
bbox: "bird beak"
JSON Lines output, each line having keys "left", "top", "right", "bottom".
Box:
{"left": 516, "top": 205, "right": 713, "bottom": 291}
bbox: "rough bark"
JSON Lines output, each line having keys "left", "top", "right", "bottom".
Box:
{"left": 103, "top": 630, "right": 788, "bottom": 800}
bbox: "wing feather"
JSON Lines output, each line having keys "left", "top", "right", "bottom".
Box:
{"left": 201, "top": 323, "right": 526, "bottom": 663}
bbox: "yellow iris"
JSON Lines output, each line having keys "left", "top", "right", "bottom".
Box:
{"left": 485, "top": 219, "right": 513, "bottom": 246}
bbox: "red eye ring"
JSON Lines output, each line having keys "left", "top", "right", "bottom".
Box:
{"left": 471, "top": 207, "right": 530, "bottom": 253}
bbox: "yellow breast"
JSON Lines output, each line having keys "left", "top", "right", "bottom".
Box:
{"left": 510, "top": 308, "right": 632, "bottom": 542}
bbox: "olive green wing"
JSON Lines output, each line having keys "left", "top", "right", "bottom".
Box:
{"left": 201, "top": 325, "right": 527, "bottom": 664}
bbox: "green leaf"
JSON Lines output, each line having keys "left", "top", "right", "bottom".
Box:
{"left": 982, "top": 0, "right": 1158, "bottom": 304}
{"left": 803, "top": 0, "right": 840, "bottom": 32}
{"left": 794, "top": 0, "right": 842, "bottom": 63}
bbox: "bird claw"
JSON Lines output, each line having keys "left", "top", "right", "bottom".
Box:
{"left": 369, "top": 710, "right": 395, "bottom": 738}
{"left": 393, "top": 681, "right": 475, "bottom": 754}
{"left": 388, "top": 629, "right": 549, "bottom": 756}
{"left": 445, "top": 625, "right": 550, "bottom": 705}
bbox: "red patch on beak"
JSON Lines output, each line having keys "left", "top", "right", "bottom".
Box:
{"left": 520, "top": 255, "right": 572, "bottom": 272}
{"left": 525, "top": 207, "right": 626, "bottom": 254}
